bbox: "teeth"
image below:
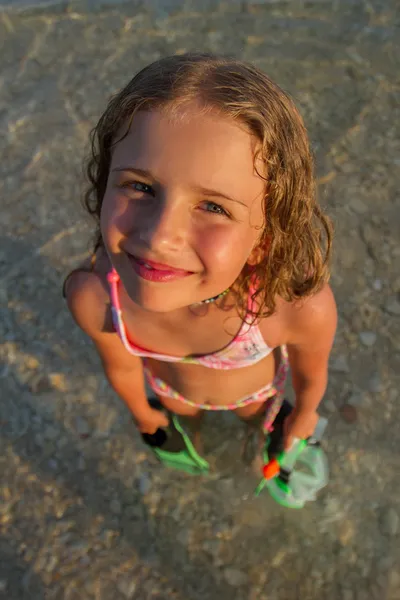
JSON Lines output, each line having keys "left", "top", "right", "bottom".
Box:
{"left": 143, "top": 262, "right": 154, "bottom": 270}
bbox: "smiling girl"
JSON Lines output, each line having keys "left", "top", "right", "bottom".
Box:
{"left": 64, "top": 53, "right": 336, "bottom": 472}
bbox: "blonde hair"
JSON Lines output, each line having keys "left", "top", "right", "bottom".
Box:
{"left": 84, "top": 53, "right": 332, "bottom": 319}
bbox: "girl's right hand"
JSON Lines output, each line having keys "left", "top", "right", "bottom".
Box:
{"left": 136, "top": 408, "right": 169, "bottom": 435}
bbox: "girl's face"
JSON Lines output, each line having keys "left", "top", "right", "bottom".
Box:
{"left": 101, "top": 106, "right": 266, "bottom": 313}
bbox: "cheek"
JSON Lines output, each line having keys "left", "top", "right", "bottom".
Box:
{"left": 100, "top": 197, "right": 115, "bottom": 245}
{"left": 100, "top": 188, "right": 130, "bottom": 240}
{"left": 197, "top": 226, "right": 256, "bottom": 271}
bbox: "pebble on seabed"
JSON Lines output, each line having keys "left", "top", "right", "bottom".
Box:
{"left": 110, "top": 498, "right": 122, "bottom": 515}
{"left": 341, "top": 589, "right": 354, "bottom": 600}
{"left": 330, "top": 355, "right": 350, "bottom": 373}
{"left": 381, "top": 508, "right": 399, "bottom": 537}
{"left": 340, "top": 404, "right": 358, "bottom": 423}
{"left": 359, "top": 332, "right": 377, "bottom": 347}
{"left": 372, "top": 279, "right": 382, "bottom": 291}
{"left": 75, "top": 416, "right": 90, "bottom": 436}
{"left": 368, "top": 374, "right": 384, "bottom": 394}
{"left": 223, "top": 567, "right": 249, "bottom": 587}
{"left": 385, "top": 297, "right": 400, "bottom": 315}
{"left": 117, "top": 577, "right": 137, "bottom": 599}
{"left": 347, "top": 390, "right": 369, "bottom": 407}
{"left": 139, "top": 474, "right": 152, "bottom": 496}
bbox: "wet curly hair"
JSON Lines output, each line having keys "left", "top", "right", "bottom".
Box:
{"left": 84, "top": 53, "right": 332, "bottom": 320}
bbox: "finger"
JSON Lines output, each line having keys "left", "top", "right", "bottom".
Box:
{"left": 284, "top": 434, "right": 294, "bottom": 451}
{"left": 139, "top": 424, "right": 156, "bottom": 435}
{"left": 160, "top": 415, "right": 170, "bottom": 428}
{"left": 282, "top": 414, "right": 292, "bottom": 436}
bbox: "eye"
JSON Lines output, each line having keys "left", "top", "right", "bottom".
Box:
{"left": 120, "top": 180, "right": 154, "bottom": 196}
{"left": 202, "top": 201, "right": 229, "bottom": 216}
{"left": 131, "top": 181, "right": 154, "bottom": 195}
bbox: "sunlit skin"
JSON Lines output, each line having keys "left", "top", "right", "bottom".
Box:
{"left": 100, "top": 107, "right": 266, "bottom": 316}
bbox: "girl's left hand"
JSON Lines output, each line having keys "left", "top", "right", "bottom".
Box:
{"left": 283, "top": 409, "right": 319, "bottom": 451}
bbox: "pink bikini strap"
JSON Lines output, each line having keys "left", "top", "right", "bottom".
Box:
{"left": 107, "top": 268, "right": 134, "bottom": 350}
{"left": 107, "top": 268, "right": 121, "bottom": 311}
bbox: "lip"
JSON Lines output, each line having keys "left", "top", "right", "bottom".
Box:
{"left": 128, "top": 254, "right": 194, "bottom": 283}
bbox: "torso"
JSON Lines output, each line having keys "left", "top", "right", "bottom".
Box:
{"left": 86, "top": 250, "right": 290, "bottom": 407}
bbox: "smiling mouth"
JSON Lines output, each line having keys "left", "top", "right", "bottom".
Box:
{"left": 128, "top": 254, "right": 194, "bottom": 282}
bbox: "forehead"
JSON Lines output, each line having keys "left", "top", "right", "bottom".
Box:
{"left": 111, "top": 108, "right": 266, "bottom": 203}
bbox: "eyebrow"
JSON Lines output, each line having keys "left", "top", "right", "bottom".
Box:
{"left": 112, "top": 166, "right": 248, "bottom": 207}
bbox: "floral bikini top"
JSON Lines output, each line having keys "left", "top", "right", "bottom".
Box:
{"left": 107, "top": 268, "right": 273, "bottom": 370}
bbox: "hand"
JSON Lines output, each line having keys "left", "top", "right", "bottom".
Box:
{"left": 283, "top": 409, "right": 319, "bottom": 451}
{"left": 136, "top": 408, "right": 169, "bottom": 435}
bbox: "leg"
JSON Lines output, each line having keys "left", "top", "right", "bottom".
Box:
{"left": 235, "top": 401, "right": 269, "bottom": 471}
{"left": 179, "top": 411, "right": 204, "bottom": 453}
{"left": 149, "top": 393, "right": 204, "bottom": 452}
{"left": 145, "top": 366, "right": 206, "bottom": 451}
{"left": 143, "top": 396, "right": 208, "bottom": 473}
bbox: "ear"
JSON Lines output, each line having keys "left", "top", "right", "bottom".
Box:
{"left": 247, "top": 237, "right": 270, "bottom": 266}
{"left": 247, "top": 247, "right": 261, "bottom": 266}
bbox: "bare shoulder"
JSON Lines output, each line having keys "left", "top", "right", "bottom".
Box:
{"left": 65, "top": 267, "right": 111, "bottom": 340}
{"left": 65, "top": 250, "right": 144, "bottom": 373}
{"left": 258, "top": 284, "right": 337, "bottom": 348}
{"left": 285, "top": 284, "right": 337, "bottom": 346}
{"left": 64, "top": 248, "right": 112, "bottom": 340}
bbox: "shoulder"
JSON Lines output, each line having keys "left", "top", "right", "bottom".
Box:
{"left": 285, "top": 284, "right": 337, "bottom": 346}
{"left": 257, "top": 284, "right": 337, "bottom": 348}
{"left": 64, "top": 250, "right": 112, "bottom": 340}
{"left": 65, "top": 253, "right": 145, "bottom": 373}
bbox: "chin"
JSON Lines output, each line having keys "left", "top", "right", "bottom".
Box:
{"left": 136, "top": 298, "right": 187, "bottom": 314}
{"left": 123, "top": 282, "right": 187, "bottom": 313}
{"left": 137, "top": 298, "right": 175, "bottom": 313}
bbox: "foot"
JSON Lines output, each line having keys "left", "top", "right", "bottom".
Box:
{"left": 241, "top": 426, "right": 265, "bottom": 476}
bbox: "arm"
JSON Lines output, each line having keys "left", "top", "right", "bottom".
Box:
{"left": 94, "top": 338, "right": 151, "bottom": 423}
{"left": 65, "top": 270, "right": 167, "bottom": 431}
{"left": 285, "top": 284, "right": 337, "bottom": 445}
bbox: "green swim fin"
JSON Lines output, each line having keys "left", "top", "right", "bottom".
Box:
{"left": 142, "top": 414, "right": 209, "bottom": 475}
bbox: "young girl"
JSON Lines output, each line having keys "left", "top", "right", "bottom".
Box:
{"left": 64, "top": 53, "right": 337, "bottom": 471}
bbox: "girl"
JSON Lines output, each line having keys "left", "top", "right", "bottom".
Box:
{"left": 64, "top": 53, "right": 337, "bottom": 472}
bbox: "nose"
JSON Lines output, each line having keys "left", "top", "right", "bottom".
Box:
{"left": 139, "top": 192, "right": 189, "bottom": 253}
